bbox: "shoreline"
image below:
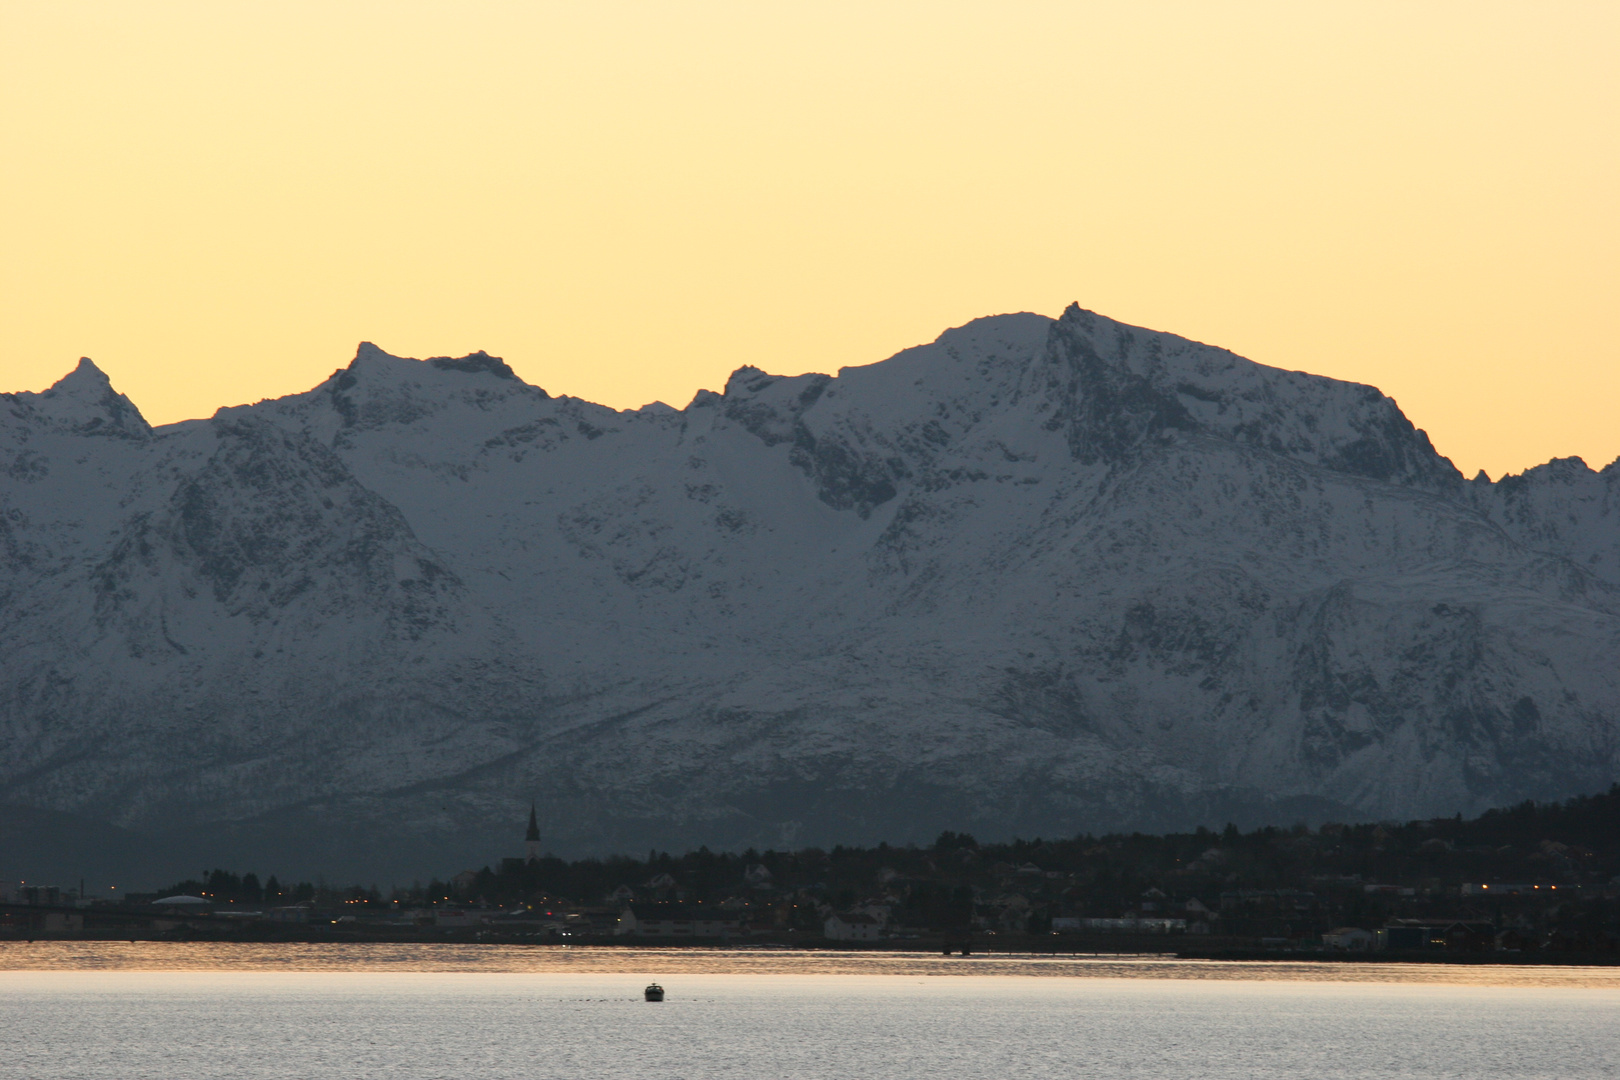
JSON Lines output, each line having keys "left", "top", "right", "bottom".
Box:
{"left": 4, "top": 925, "right": 1618, "bottom": 967}
{"left": 4, "top": 941, "right": 1620, "bottom": 987}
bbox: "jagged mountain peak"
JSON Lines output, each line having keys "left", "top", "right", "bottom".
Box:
{"left": 244, "top": 341, "right": 558, "bottom": 440}
{"left": 718, "top": 312, "right": 1050, "bottom": 406}
{"left": 352, "top": 341, "right": 391, "bottom": 366}
{"left": 338, "top": 342, "right": 532, "bottom": 389}
{"left": 5, "top": 356, "right": 151, "bottom": 438}
{"left": 1501, "top": 456, "right": 1599, "bottom": 484}
{"left": 721, "top": 364, "right": 803, "bottom": 398}
{"left": 703, "top": 305, "right": 1462, "bottom": 510}
{"left": 1043, "top": 303, "right": 1462, "bottom": 487}
{"left": 59, "top": 356, "right": 112, "bottom": 387}
{"left": 1474, "top": 453, "right": 1620, "bottom": 587}
{"left": 427, "top": 350, "right": 520, "bottom": 381}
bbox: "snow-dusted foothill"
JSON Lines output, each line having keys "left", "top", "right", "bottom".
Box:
{"left": 2, "top": 304, "right": 1616, "bottom": 882}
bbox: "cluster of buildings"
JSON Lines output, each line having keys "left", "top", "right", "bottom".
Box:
{"left": 6, "top": 810, "right": 1615, "bottom": 952}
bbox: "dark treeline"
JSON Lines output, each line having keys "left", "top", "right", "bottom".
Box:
{"left": 155, "top": 785, "right": 1620, "bottom": 941}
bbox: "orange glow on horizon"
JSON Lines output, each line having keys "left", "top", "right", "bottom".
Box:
{"left": 2, "top": 2, "right": 1616, "bottom": 480}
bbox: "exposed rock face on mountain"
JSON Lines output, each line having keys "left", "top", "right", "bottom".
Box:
{"left": 3, "top": 305, "right": 1617, "bottom": 883}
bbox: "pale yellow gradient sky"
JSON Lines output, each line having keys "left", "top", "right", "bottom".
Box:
{"left": 2, "top": 1, "right": 1616, "bottom": 478}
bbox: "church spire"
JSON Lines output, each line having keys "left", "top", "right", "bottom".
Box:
{"left": 525, "top": 803, "right": 541, "bottom": 863}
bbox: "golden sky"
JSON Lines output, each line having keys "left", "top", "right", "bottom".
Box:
{"left": 2, "top": 1, "right": 1615, "bottom": 479}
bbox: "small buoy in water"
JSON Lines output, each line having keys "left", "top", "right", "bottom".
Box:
{"left": 644, "top": 983, "right": 665, "bottom": 1001}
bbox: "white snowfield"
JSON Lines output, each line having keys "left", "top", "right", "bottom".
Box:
{"left": 2, "top": 304, "right": 1616, "bottom": 878}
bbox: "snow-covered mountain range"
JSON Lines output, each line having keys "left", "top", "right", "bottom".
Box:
{"left": 3, "top": 304, "right": 1617, "bottom": 883}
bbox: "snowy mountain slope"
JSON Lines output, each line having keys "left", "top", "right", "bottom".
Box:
{"left": 1, "top": 304, "right": 1617, "bottom": 882}
{"left": 1472, "top": 456, "right": 1620, "bottom": 587}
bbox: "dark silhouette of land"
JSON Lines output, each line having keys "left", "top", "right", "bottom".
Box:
{"left": 5, "top": 786, "right": 1616, "bottom": 961}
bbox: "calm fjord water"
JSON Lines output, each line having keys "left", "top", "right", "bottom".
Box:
{"left": 2, "top": 948, "right": 1616, "bottom": 1079}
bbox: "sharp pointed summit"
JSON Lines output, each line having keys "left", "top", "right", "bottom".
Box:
{"left": 8, "top": 356, "right": 151, "bottom": 437}
{"left": 61, "top": 356, "right": 112, "bottom": 386}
